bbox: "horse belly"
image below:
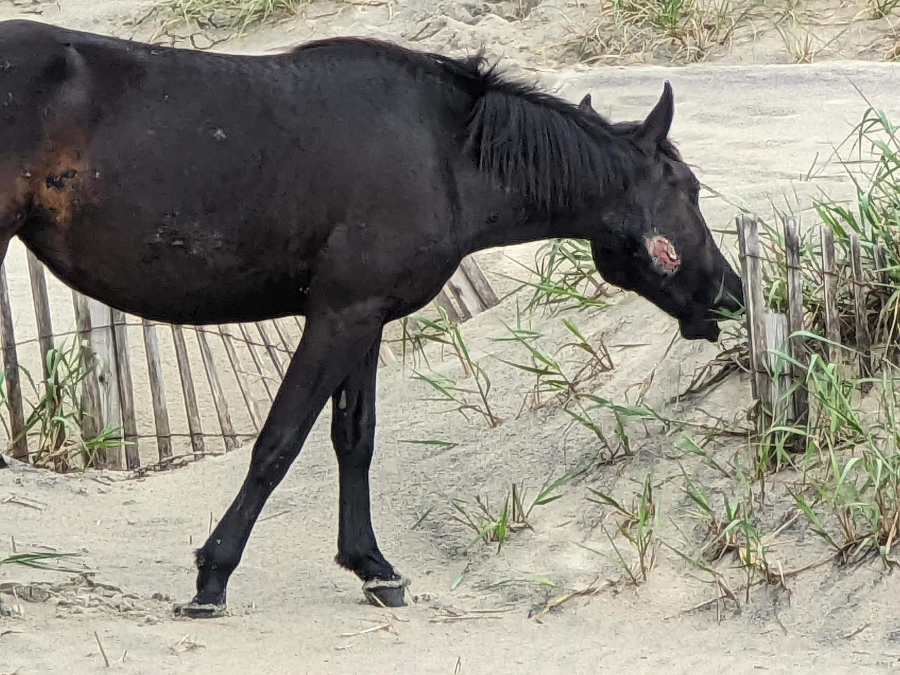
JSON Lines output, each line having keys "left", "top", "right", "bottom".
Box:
{"left": 19, "top": 211, "right": 312, "bottom": 325}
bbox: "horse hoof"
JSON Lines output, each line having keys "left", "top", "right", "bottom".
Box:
{"left": 362, "top": 576, "right": 409, "bottom": 608}
{"left": 173, "top": 601, "right": 227, "bottom": 619}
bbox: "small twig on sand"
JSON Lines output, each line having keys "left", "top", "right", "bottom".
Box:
{"left": 339, "top": 609, "right": 404, "bottom": 638}
{"left": 842, "top": 622, "right": 870, "bottom": 640}
{"left": 94, "top": 631, "right": 110, "bottom": 668}
{"left": 377, "top": 608, "right": 409, "bottom": 624}
{"left": 1, "top": 494, "right": 46, "bottom": 511}
{"left": 430, "top": 606, "right": 513, "bottom": 623}
{"left": 530, "top": 579, "right": 611, "bottom": 621}
{"left": 338, "top": 622, "right": 394, "bottom": 638}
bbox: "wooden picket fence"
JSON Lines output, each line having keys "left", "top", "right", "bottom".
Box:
{"left": 736, "top": 213, "right": 896, "bottom": 439}
{"left": 0, "top": 252, "right": 498, "bottom": 473}
{"left": 15, "top": 212, "right": 888, "bottom": 469}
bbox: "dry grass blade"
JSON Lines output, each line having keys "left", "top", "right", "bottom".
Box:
{"left": 530, "top": 579, "right": 611, "bottom": 620}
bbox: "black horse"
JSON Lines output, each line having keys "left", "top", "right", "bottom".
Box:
{"left": 0, "top": 20, "right": 742, "bottom": 615}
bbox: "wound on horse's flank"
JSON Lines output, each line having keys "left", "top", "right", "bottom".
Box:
{"left": 32, "top": 146, "right": 92, "bottom": 227}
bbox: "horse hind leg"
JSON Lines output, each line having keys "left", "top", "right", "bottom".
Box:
{"left": 331, "top": 328, "right": 408, "bottom": 607}
{"left": 173, "top": 299, "right": 386, "bottom": 618}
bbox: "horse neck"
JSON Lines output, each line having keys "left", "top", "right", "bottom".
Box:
{"left": 459, "top": 193, "right": 606, "bottom": 255}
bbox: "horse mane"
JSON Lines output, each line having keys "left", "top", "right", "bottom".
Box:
{"left": 293, "top": 37, "right": 679, "bottom": 211}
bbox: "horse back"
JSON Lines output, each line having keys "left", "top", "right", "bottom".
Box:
{"left": 5, "top": 22, "right": 474, "bottom": 323}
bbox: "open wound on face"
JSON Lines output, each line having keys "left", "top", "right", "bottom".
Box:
{"left": 645, "top": 234, "right": 680, "bottom": 275}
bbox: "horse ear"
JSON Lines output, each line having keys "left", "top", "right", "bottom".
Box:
{"left": 636, "top": 81, "right": 674, "bottom": 150}
{"left": 578, "top": 93, "right": 593, "bottom": 111}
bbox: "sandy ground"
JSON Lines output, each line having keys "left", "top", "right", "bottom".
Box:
{"left": 3, "top": 1, "right": 900, "bottom": 674}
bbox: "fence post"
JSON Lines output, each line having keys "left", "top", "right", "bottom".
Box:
{"left": 875, "top": 244, "right": 899, "bottom": 365}
{"left": 783, "top": 217, "right": 808, "bottom": 428}
{"left": 820, "top": 227, "right": 842, "bottom": 366}
{"left": 171, "top": 325, "right": 205, "bottom": 455}
{"left": 849, "top": 234, "right": 872, "bottom": 380}
{"left": 270, "top": 319, "right": 294, "bottom": 356}
{"left": 256, "top": 322, "right": 286, "bottom": 378}
{"left": 142, "top": 319, "right": 172, "bottom": 461}
{"left": 737, "top": 214, "right": 772, "bottom": 428}
{"left": 459, "top": 256, "right": 500, "bottom": 309}
{"left": 111, "top": 310, "right": 139, "bottom": 469}
{"left": 0, "top": 264, "right": 27, "bottom": 461}
{"left": 764, "top": 311, "right": 793, "bottom": 426}
{"left": 378, "top": 341, "right": 397, "bottom": 367}
{"left": 196, "top": 328, "right": 238, "bottom": 451}
{"left": 87, "top": 300, "right": 125, "bottom": 470}
{"left": 239, "top": 324, "right": 277, "bottom": 402}
{"left": 72, "top": 292, "right": 104, "bottom": 450}
{"left": 875, "top": 244, "right": 891, "bottom": 289}
{"left": 26, "top": 252, "right": 64, "bottom": 452}
{"left": 446, "top": 255, "right": 500, "bottom": 321}
{"left": 218, "top": 325, "right": 262, "bottom": 431}
{"left": 434, "top": 290, "right": 463, "bottom": 323}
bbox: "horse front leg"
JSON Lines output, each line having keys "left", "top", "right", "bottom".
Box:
{"left": 331, "top": 327, "right": 408, "bottom": 607}
{"left": 174, "top": 300, "right": 386, "bottom": 618}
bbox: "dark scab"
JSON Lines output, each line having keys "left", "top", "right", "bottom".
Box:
{"left": 46, "top": 169, "right": 77, "bottom": 190}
